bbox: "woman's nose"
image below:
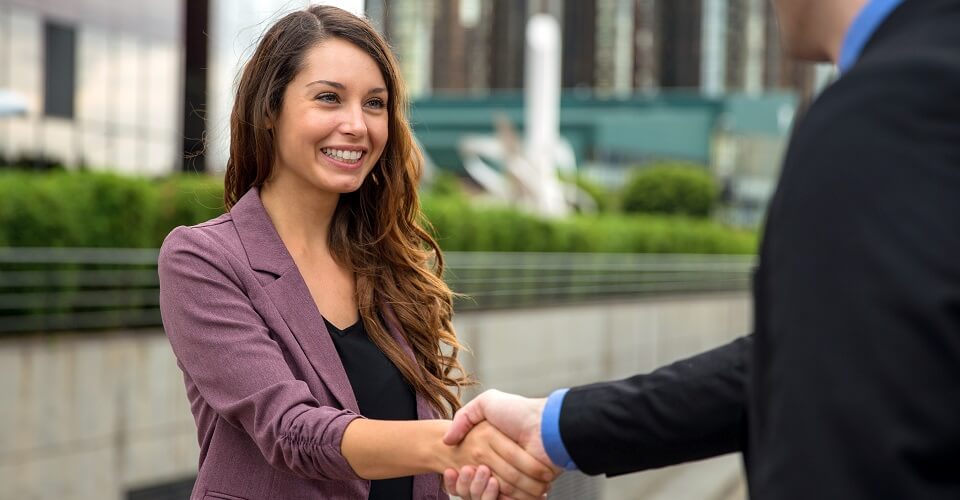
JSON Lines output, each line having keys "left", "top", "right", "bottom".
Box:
{"left": 339, "top": 104, "right": 367, "bottom": 137}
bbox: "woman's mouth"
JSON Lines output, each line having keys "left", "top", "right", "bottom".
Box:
{"left": 321, "top": 147, "right": 364, "bottom": 165}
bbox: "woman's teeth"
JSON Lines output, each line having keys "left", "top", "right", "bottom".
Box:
{"left": 322, "top": 148, "right": 363, "bottom": 163}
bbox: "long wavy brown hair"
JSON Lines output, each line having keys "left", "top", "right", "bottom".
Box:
{"left": 223, "top": 5, "right": 470, "bottom": 417}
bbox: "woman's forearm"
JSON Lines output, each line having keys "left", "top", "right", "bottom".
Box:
{"left": 341, "top": 418, "right": 452, "bottom": 479}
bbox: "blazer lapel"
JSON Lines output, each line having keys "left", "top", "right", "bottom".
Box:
{"left": 231, "top": 187, "right": 359, "bottom": 413}
{"left": 380, "top": 300, "right": 438, "bottom": 421}
{"left": 381, "top": 300, "right": 443, "bottom": 499}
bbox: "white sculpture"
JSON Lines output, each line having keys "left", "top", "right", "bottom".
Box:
{"left": 456, "top": 14, "right": 593, "bottom": 216}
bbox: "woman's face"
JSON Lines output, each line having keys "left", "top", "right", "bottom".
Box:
{"left": 270, "top": 37, "right": 389, "bottom": 198}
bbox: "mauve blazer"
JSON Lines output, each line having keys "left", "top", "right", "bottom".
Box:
{"left": 158, "top": 187, "right": 446, "bottom": 500}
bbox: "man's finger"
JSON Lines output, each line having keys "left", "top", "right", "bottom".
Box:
{"left": 489, "top": 431, "right": 556, "bottom": 482}
{"left": 477, "top": 439, "right": 550, "bottom": 499}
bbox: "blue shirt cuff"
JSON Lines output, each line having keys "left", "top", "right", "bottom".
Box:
{"left": 541, "top": 388, "right": 578, "bottom": 470}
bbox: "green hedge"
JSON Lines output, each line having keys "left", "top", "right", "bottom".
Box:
{"left": 622, "top": 163, "right": 718, "bottom": 217}
{"left": 0, "top": 171, "right": 755, "bottom": 254}
{"left": 0, "top": 171, "right": 225, "bottom": 248}
{"left": 423, "top": 197, "right": 755, "bottom": 254}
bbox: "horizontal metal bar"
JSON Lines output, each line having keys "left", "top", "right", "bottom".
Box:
{"left": 446, "top": 271, "right": 745, "bottom": 286}
{"left": 444, "top": 252, "right": 755, "bottom": 264}
{"left": 0, "top": 289, "right": 159, "bottom": 311}
{"left": 0, "top": 269, "right": 159, "bottom": 289}
{"left": 0, "top": 308, "right": 163, "bottom": 333}
{"left": 0, "top": 249, "right": 755, "bottom": 333}
{"left": 459, "top": 278, "right": 749, "bottom": 298}
{"left": 0, "top": 247, "right": 159, "bottom": 265}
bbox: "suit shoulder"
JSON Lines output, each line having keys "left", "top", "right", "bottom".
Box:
{"left": 159, "top": 213, "right": 241, "bottom": 272}
{"left": 793, "top": 48, "right": 960, "bottom": 158}
{"left": 819, "top": 46, "right": 960, "bottom": 122}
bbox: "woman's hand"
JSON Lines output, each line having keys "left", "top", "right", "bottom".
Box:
{"left": 437, "top": 421, "right": 554, "bottom": 499}
{"left": 443, "top": 465, "right": 500, "bottom": 500}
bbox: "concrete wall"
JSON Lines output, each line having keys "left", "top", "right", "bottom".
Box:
{"left": 0, "top": 291, "right": 750, "bottom": 499}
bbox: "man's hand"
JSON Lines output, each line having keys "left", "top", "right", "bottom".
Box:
{"left": 443, "top": 390, "right": 557, "bottom": 474}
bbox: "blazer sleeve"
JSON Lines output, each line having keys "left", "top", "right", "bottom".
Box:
{"left": 158, "top": 225, "right": 363, "bottom": 481}
{"left": 559, "top": 334, "right": 751, "bottom": 476}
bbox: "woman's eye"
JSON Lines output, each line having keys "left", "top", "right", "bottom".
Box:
{"left": 365, "top": 98, "right": 385, "bottom": 109}
{"left": 316, "top": 93, "right": 339, "bottom": 103}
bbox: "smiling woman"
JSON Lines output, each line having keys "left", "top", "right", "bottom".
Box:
{"left": 157, "top": 5, "right": 555, "bottom": 500}
{"left": 268, "top": 39, "right": 388, "bottom": 196}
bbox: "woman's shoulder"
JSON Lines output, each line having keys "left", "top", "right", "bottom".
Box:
{"left": 158, "top": 212, "right": 241, "bottom": 272}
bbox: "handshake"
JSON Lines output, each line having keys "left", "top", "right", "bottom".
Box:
{"left": 440, "top": 390, "right": 561, "bottom": 500}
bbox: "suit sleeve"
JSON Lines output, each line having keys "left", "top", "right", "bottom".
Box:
{"left": 559, "top": 334, "right": 751, "bottom": 476}
{"left": 158, "top": 226, "right": 363, "bottom": 481}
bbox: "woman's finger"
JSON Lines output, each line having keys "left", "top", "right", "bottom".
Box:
{"left": 482, "top": 475, "right": 501, "bottom": 500}
{"left": 443, "top": 468, "right": 459, "bottom": 496}
{"left": 457, "top": 465, "right": 477, "bottom": 497}
{"left": 471, "top": 465, "right": 492, "bottom": 499}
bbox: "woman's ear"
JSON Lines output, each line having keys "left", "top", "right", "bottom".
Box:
{"left": 264, "top": 109, "right": 276, "bottom": 130}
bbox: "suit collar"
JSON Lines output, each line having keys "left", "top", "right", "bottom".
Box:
{"left": 230, "top": 186, "right": 358, "bottom": 410}
{"left": 845, "top": 0, "right": 960, "bottom": 73}
{"left": 230, "top": 186, "right": 295, "bottom": 277}
{"left": 839, "top": 0, "right": 904, "bottom": 73}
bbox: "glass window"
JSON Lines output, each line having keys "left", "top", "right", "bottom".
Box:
{"left": 113, "top": 132, "right": 140, "bottom": 174}
{"left": 143, "top": 40, "right": 178, "bottom": 136}
{"left": 77, "top": 27, "right": 110, "bottom": 129}
{"left": 9, "top": 8, "right": 41, "bottom": 112}
{"left": 110, "top": 33, "right": 141, "bottom": 130}
{"left": 41, "top": 119, "right": 75, "bottom": 166}
{"left": 43, "top": 20, "right": 77, "bottom": 119}
{"left": 80, "top": 129, "right": 109, "bottom": 170}
{"left": 144, "top": 135, "right": 177, "bottom": 176}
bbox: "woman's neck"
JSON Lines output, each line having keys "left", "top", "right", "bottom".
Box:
{"left": 259, "top": 176, "right": 339, "bottom": 259}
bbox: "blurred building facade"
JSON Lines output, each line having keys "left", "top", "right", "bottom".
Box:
{"left": 0, "top": 0, "right": 182, "bottom": 174}
{"left": 367, "top": 0, "right": 823, "bottom": 99}
{"left": 1, "top": 0, "right": 826, "bottom": 178}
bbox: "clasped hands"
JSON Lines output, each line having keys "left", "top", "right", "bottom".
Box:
{"left": 440, "top": 390, "right": 559, "bottom": 500}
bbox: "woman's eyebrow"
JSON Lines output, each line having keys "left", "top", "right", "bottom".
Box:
{"left": 306, "top": 79, "right": 344, "bottom": 89}
{"left": 307, "top": 80, "right": 386, "bottom": 95}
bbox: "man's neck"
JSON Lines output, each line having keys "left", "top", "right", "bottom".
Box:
{"left": 826, "top": 0, "right": 871, "bottom": 64}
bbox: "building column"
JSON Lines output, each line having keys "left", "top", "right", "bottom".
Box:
{"left": 700, "top": 0, "right": 727, "bottom": 96}
{"left": 743, "top": 0, "right": 765, "bottom": 94}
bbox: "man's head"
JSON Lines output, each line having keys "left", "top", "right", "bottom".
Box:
{"left": 771, "top": 0, "right": 869, "bottom": 63}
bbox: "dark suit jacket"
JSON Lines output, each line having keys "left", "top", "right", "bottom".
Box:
{"left": 158, "top": 187, "right": 445, "bottom": 500}
{"left": 559, "top": 1, "right": 960, "bottom": 498}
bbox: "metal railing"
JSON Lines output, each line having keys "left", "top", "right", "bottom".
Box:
{"left": 0, "top": 248, "right": 754, "bottom": 334}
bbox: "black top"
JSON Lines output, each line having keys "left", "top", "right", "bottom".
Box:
{"left": 559, "top": 1, "right": 960, "bottom": 498}
{"left": 324, "top": 316, "right": 417, "bottom": 500}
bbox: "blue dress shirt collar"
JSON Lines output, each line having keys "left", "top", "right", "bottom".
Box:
{"left": 839, "top": 0, "right": 905, "bottom": 73}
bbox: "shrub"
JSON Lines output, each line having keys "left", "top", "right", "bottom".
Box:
{"left": 621, "top": 163, "right": 718, "bottom": 217}
{"left": 423, "top": 171, "right": 465, "bottom": 199}
{"left": 560, "top": 172, "right": 616, "bottom": 213}
{"left": 0, "top": 170, "right": 754, "bottom": 255}
{"left": 0, "top": 171, "right": 158, "bottom": 247}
